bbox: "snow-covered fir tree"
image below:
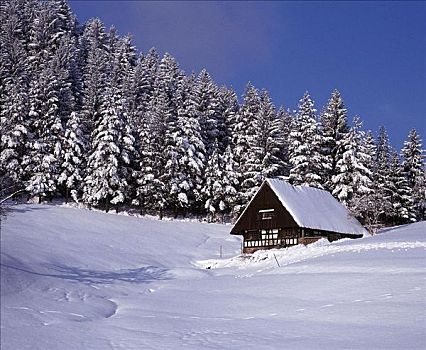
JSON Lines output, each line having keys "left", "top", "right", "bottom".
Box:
{"left": 23, "top": 59, "right": 64, "bottom": 201}
{"left": 401, "top": 128, "right": 425, "bottom": 220}
{"left": 129, "top": 48, "right": 158, "bottom": 128}
{"left": 235, "top": 89, "right": 284, "bottom": 211}
{"left": 1, "top": 0, "right": 32, "bottom": 192}
{"left": 216, "top": 86, "right": 239, "bottom": 152}
{"left": 276, "top": 106, "right": 294, "bottom": 176}
{"left": 58, "top": 111, "right": 86, "bottom": 202}
{"left": 202, "top": 142, "right": 240, "bottom": 222}
{"left": 374, "top": 126, "right": 394, "bottom": 223}
{"left": 332, "top": 116, "right": 373, "bottom": 207}
{"left": 156, "top": 53, "right": 183, "bottom": 115}
{"left": 202, "top": 142, "right": 224, "bottom": 220}
{"left": 232, "top": 83, "right": 261, "bottom": 209}
{"left": 193, "top": 69, "right": 220, "bottom": 157}
{"left": 109, "top": 32, "right": 136, "bottom": 111}
{"left": 0, "top": 77, "right": 29, "bottom": 190}
{"left": 256, "top": 90, "right": 285, "bottom": 178}
{"left": 133, "top": 90, "right": 169, "bottom": 216}
{"left": 79, "top": 18, "right": 109, "bottom": 137}
{"left": 83, "top": 83, "right": 135, "bottom": 212}
{"left": 320, "top": 89, "right": 350, "bottom": 192}
{"left": 175, "top": 74, "right": 206, "bottom": 212}
{"left": 348, "top": 130, "right": 380, "bottom": 231}
{"left": 387, "top": 150, "right": 414, "bottom": 224}
{"left": 221, "top": 145, "right": 239, "bottom": 217}
{"left": 288, "top": 92, "right": 325, "bottom": 189}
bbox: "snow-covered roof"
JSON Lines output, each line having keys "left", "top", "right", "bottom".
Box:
{"left": 265, "top": 178, "right": 367, "bottom": 236}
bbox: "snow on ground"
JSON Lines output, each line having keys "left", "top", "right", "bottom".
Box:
{"left": 1, "top": 204, "right": 425, "bottom": 350}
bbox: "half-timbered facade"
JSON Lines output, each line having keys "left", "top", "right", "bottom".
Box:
{"left": 231, "top": 178, "right": 367, "bottom": 253}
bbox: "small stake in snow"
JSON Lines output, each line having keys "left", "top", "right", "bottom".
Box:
{"left": 220, "top": 245, "right": 223, "bottom": 258}
{"left": 273, "top": 253, "right": 280, "bottom": 267}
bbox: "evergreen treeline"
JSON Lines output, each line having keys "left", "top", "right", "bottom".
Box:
{"left": 1, "top": 0, "right": 425, "bottom": 228}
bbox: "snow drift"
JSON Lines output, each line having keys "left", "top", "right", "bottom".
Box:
{"left": 1, "top": 204, "right": 425, "bottom": 350}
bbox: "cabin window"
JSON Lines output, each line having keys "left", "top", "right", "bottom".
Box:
{"left": 245, "top": 228, "right": 282, "bottom": 249}
{"left": 259, "top": 209, "right": 274, "bottom": 220}
{"left": 282, "top": 238, "right": 298, "bottom": 246}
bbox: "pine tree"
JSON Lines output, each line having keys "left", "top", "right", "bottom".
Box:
{"left": 388, "top": 150, "right": 414, "bottom": 224}
{"left": 58, "top": 111, "right": 86, "bottom": 203}
{"left": 129, "top": 49, "right": 159, "bottom": 210}
{"left": 175, "top": 74, "right": 206, "bottom": 213}
{"left": 276, "top": 106, "right": 293, "bottom": 176}
{"left": 79, "top": 18, "right": 109, "bottom": 138}
{"left": 233, "top": 83, "right": 260, "bottom": 209}
{"left": 0, "top": 0, "right": 30, "bottom": 188}
{"left": 374, "top": 126, "right": 393, "bottom": 224}
{"left": 256, "top": 90, "right": 284, "bottom": 178}
{"left": 216, "top": 86, "right": 239, "bottom": 152}
{"left": 202, "top": 143, "right": 239, "bottom": 222}
{"left": 222, "top": 145, "right": 240, "bottom": 217}
{"left": 23, "top": 58, "right": 64, "bottom": 201}
{"left": 202, "top": 142, "right": 224, "bottom": 221}
{"left": 193, "top": 69, "right": 220, "bottom": 157}
{"left": 129, "top": 48, "right": 158, "bottom": 128}
{"left": 332, "top": 116, "right": 373, "bottom": 206}
{"left": 133, "top": 90, "right": 169, "bottom": 216}
{"left": 53, "top": 34, "right": 80, "bottom": 125}
{"left": 401, "top": 129, "right": 425, "bottom": 220}
{"left": 156, "top": 53, "right": 183, "bottom": 114}
{"left": 83, "top": 28, "right": 135, "bottom": 211}
{"left": 320, "top": 89, "right": 350, "bottom": 191}
{"left": 1, "top": 0, "right": 32, "bottom": 192}
{"left": 48, "top": 0, "right": 77, "bottom": 47}
{"left": 234, "top": 88, "right": 284, "bottom": 209}
{"left": 0, "top": 77, "right": 29, "bottom": 190}
{"left": 155, "top": 54, "right": 193, "bottom": 216}
{"left": 288, "top": 92, "right": 325, "bottom": 189}
{"left": 0, "top": 0, "right": 30, "bottom": 82}
{"left": 83, "top": 83, "right": 135, "bottom": 212}
{"left": 110, "top": 33, "right": 136, "bottom": 107}
{"left": 349, "top": 130, "right": 380, "bottom": 231}
{"left": 133, "top": 57, "right": 183, "bottom": 217}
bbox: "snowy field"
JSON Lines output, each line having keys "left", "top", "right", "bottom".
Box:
{"left": 1, "top": 204, "right": 425, "bottom": 350}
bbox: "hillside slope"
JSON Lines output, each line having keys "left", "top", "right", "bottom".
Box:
{"left": 1, "top": 204, "right": 425, "bottom": 350}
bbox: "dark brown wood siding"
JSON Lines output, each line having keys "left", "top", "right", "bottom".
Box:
{"left": 231, "top": 183, "right": 298, "bottom": 234}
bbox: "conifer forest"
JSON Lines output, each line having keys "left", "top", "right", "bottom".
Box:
{"left": 1, "top": 0, "right": 425, "bottom": 228}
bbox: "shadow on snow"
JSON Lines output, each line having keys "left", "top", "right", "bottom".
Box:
{"left": 1, "top": 254, "right": 170, "bottom": 285}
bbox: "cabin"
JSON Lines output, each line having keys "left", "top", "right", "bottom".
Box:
{"left": 231, "top": 178, "right": 367, "bottom": 254}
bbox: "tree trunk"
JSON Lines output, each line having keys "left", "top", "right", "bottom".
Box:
{"left": 159, "top": 208, "right": 163, "bottom": 220}
{"left": 139, "top": 195, "right": 144, "bottom": 215}
{"left": 105, "top": 197, "right": 110, "bottom": 213}
{"left": 65, "top": 187, "right": 69, "bottom": 204}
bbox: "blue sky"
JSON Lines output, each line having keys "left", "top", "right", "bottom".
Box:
{"left": 70, "top": 1, "right": 425, "bottom": 149}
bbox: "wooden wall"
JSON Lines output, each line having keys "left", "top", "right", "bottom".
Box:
{"left": 231, "top": 183, "right": 298, "bottom": 234}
